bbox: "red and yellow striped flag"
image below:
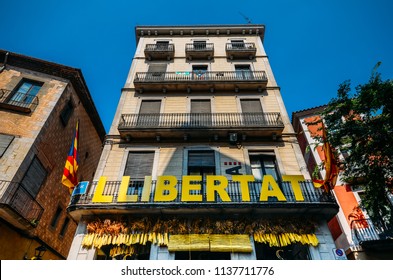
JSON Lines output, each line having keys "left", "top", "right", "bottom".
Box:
{"left": 62, "top": 120, "right": 79, "bottom": 193}
{"left": 313, "top": 123, "right": 338, "bottom": 192}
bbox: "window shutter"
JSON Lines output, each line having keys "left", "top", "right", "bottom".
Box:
{"left": 240, "top": 99, "right": 262, "bottom": 113}
{"left": 191, "top": 100, "right": 211, "bottom": 114}
{"left": 124, "top": 152, "right": 155, "bottom": 179}
{"left": 148, "top": 63, "right": 167, "bottom": 73}
{"left": 20, "top": 157, "right": 48, "bottom": 197}
{"left": 188, "top": 151, "right": 215, "bottom": 167}
{"left": 139, "top": 100, "right": 161, "bottom": 114}
{"left": 0, "top": 133, "right": 14, "bottom": 157}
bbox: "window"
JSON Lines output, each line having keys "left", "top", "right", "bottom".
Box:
{"left": 137, "top": 100, "right": 161, "bottom": 127}
{"left": 188, "top": 150, "right": 215, "bottom": 179}
{"left": 60, "top": 99, "right": 74, "bottom": 126}
{"left": 235, "top": 65, "right": 253, "bottom": 80}
{"left": 9, "top": 79, "right": 42, "bottom": 107}
{"left": 50, "top": 207, "right": 62, "bottom": 228}
{"left": 20, "top": 156, "right": 48, "bottom": 197}
{"left": 249, "top": 152, "right": 280, "bottom": 181}
{"left": 60, "top": 217, "right": 70, "bottom": 237}
{"left": 0, "top": 133, "right": 14, "bottom": 157}
{"left": 176, "top": 251, "right": 230, "bottom": 260}
{"left": 191, "top": 99, "right": 211, "bottom": 126}
{"left": 255, "top": 243, "right": 310, "bottom": 260}
{"left": 240, "top": 99, "right": 264, "bottom": 125}
{"left": 124, "top": 151, "right": 155, "bottom": 195}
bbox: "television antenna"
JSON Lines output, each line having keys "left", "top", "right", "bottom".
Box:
{"left": 239, "top": 12, "right": 253, "bottom": 24}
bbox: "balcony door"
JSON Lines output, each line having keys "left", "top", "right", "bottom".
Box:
{"left": 188, "top": 150, "right": 216, "bottom": 179}
{"left": 231, "top": 39, "right": 245, "bottom": 49}
{"left": 240, "top": 99, "right": 264, "bottom": 126}
{"left": 123, "top": 151, "right": 155, "bottom": 195}
{"left": 137, "top": 100, "right": 161, "bottom": 127}
{"left": 235, "top": 65, "right": 253, "bottom": 80}
{"left": 155, "top": 41, "right": 169, "bottom": 51}
{"left": 193, "top": 40, "right": 207, "bottom": 51}
{"left": 190, "top": 99, "right": 211, "bottom": 127}
{"left": 9, "top": 79, "right": 42, "bottom": 106}
{"left": 249, "top": 153, "right": 280, "bottom": 182}
{"left": 147, "top": 63, "right": 167, "bottom": 80}
{"left": 192, "top": 65, "right": 208, "bottom": 80}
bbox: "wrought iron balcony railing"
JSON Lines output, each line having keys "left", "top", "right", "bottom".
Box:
{"left": 134, "top": 70, "right": 267, "bottom": 83}
{"left": 351, "top": 218, "right": 393, "bottom": 245}
{"left": 145, "top": 43, "right": 175, "bottom": 52}
{"left": 0, "top": 89, "right": 39, "bottom": 113}
{"left": 0, "top": 180, "right": 44, "bottom": 227}
{"left": 144, "top": 44, "right": 175, "bottom": 60}
{"left": 185, "top": 43, "right": 214, "bottom": 52}
{"left": 226, "top": 43, "right": 257, "bottom": 59}
{"left": 69, "top": 179, "right": 335, "bottom": 207}
{"left": 185, "top": 43, "right": 214, "bottom": 60}
{"left": 226, "top": 42, "right": 256, "bottom": 51}
{"left": 119, "top": 112, "right": 284, "bottom": 130}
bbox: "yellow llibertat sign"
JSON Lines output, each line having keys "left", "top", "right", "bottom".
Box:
{"left": 92, "top": 174, "right": 308, "bottom": 203}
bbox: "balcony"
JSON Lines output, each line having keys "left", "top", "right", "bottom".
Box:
{"left": 0, "top": 89, "right": 39, "bottom": 113}
{"left": 118, "top": 112, "right": 284, "bottom": 142}
{"left": 134, "top": 70, "right": 267, "bottom": 93}
{"left": 0, "top": 180, "right": 44, "bottom": 229}
{"left": 144, "top": 43, "right": 175, "bottom": 61}
{"left": 226, "top": 42, "right": 257, "bottom": 60}
{"left": 185, "top": 43, "right": 214, "bottom": 60}
{"left": 67, "top": 179, "right": 338, "bottom": 220}
{"left": 351, "top": 218, "right": 393, "bottom": 251}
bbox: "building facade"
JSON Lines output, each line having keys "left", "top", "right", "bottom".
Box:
{"left": 67, "top": 25, "right": 338, "bottom": 260}
{"left": 0, "top": 50, "right": 106, "bottom": 260}
{"left": 292, "top": 106, "right": 393, "bottom": 259}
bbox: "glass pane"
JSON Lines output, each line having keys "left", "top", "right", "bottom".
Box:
{"left": 251, "top": 167, "right": 263, "bottom": 180}
{"left": 17, "top": 82, "right": 32, "bottom": 94}
{"left": 29, "top": 85, "right": 41, "bottom": 96}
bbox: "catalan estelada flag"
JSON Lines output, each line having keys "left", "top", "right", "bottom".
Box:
{"left": 62, "top": 120, "right": 79, "bottom": 193}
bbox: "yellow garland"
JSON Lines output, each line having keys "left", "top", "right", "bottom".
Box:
{"left": 82, "top": 231, "right": 318, "bottom": 249}
{"left": 82, "top": 217, "right": 319, "bottom": 250}
{"left": 253, "top": 232, "right": 318, "bottom": 247}
{"left": 82, "top": 232, "right": 169, "bottom": 248}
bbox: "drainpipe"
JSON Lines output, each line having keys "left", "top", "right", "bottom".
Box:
{"left": 0, "top": 52, "right": 9, "bottom": 73}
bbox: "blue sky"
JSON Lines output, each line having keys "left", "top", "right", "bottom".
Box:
{"left": 1, "top": 0, "right": 392, "bottom": 132}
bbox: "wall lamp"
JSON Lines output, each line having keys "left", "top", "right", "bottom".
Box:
{"left": 32, "top": 245, "right": 47, "bottom": 260}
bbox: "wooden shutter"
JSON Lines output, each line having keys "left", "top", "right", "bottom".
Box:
{"left": 139, "top": 100, "right": 161, "bottom": 114}
{"left": 0, "top": 133, "right": 14, "bottom": 157}
{"left": 148, "top": 63, "right": 167, "bottom": 73}
{"left": 20, "top": 156, "right": 48, "bottom": 197}
{"left": 240, "top": 99, "right": 262, "bottom": 113}
{"left": 188, "top": 151, "right": 215, "bottom": 167}
{"left": 191, "top": 100, "right": 211, "bottom": 113}
{"left": 138, "top": 100, "right": 161, "bottom": 126}
{"left": 124, "top": 152, "right": 154, "bottom": 179}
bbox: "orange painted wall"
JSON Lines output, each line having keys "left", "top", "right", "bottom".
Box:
{"left": 334, "top": 185, "right": 363, "bottom": 226}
